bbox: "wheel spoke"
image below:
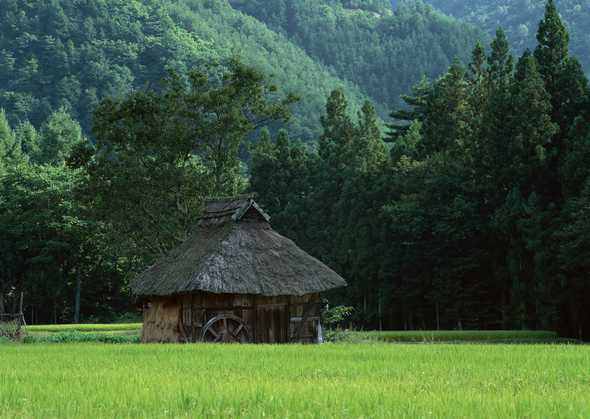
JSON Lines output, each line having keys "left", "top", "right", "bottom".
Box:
{"left": 232, "top": 324, "right": 244, "bottom": 338}
{"left": 201, "top": 314, "right": 250, "bottom": 343}
{"left": 208, "top": 328, "right": 219, "bottom": 339}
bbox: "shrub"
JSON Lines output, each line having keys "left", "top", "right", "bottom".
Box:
{"left": 23, "top": 331, "right": 140, "bottom": 344}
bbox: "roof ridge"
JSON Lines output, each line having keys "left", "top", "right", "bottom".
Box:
{"left": 204, "top": 193, "right": 258, "bottom": 202}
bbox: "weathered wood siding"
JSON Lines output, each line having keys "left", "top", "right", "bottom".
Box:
{"left": 142, "top": 297, "right": 180, "bottom": 343}
{"left": 142, "top": 292, "right": 323, "bottom": 344}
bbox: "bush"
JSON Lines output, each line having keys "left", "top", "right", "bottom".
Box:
{"left": 23, "top": 331, "right": 140, "bottom": 344}
{"left": 26, "top": 323, "right": 142, "bottom": 333}
{"left": 322, "top": 305, "right": 354, "bottom": 329}
{"left": 327, "top": 330, "right": 573, "bottom": 344}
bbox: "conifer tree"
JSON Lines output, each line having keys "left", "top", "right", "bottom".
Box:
{"left": 319, "top": 89, "right": 354, "bottom": 165}
{"left": 422, "top": 62, "right": 471, "bottom": 154}
{"left": 534, "top": 0, "right": 569, "bottom": 95}
{"left": 354, "top": 101, "right": 386, "bottom": 171}
{"left": 468, "top": 41, "right": 487, "bottom": 82}
{"left": 509, "top": 53, "right": 557, "bottom": 193}
{"left": 386, "top": 76, "right": 431, "bottom": 142}
{"left": 488, "top": 29, "right": 514, "bottom": 88}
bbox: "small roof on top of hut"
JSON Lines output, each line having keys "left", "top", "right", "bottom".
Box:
{"left": 130, "top": 195, "right": 347, "bottom": 297}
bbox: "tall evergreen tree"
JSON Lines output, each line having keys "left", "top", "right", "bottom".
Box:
{"left": 353, "top": 101, "right": 386, "bottom": 171}
{"left": 422, "top": 62, "right": 472, "bottom": 154}
{"left": 534, "top": 0, "right": 569, "bottom": 96}
{"left": 488, "top": 29, "right": 514, "bottom": 88}
{"left": 386, "top": 76, "right": 432, "bottom": 143}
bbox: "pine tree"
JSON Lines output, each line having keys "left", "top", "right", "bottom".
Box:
{"left": 534, "top": 0, "right": 569, "bottom": 96}
{"left": 509, "top": 53, "right": 557, "bottom": 193}
{"left": 386, "top": 76, "right": 431, "bottom": 143}
{"left": 422, "top": 61, "right": 471, "bottom": 154}
{"left": 468, "top": 41, "right": 486, "bottom": 82}
{"left": 354, "top": 101, "right": 386, "bottom": 171}
{"left": 488, "top": 29, "right": 514, "bottom": 88}
{"left": 319, "top": 89, "right": 355, "bottom": 167}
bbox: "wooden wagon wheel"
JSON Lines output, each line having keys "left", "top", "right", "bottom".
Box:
{"left": 200, "top": 314, "right": 251, "bottom": 343}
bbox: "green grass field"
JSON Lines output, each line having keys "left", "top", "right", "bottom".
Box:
{"left": 0, "top": 343, "right": 589, "bottom": 418}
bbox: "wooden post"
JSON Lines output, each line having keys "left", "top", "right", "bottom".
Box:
{"left": 19, "top": 292, "right": 24, "bottom": 315}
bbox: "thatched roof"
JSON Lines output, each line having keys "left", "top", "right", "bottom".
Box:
{"left": 130, "top": 195, "right": 347, "bottom": 297}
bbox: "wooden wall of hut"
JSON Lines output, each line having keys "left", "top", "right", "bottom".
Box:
{"left": 141, "top": 292, "right": 322, "bottom": 344}
{"left": 142, "top": 297, "right": 181, "bottom": 343}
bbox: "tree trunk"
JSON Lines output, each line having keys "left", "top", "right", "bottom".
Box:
{"left": 378, "top": 297, "right": 383, "bottom": 331}
{"left": 74, "top": 273, "right": 81, "bottom": 324}
{"left": 435, "top": 302, "right": 440, "bottom": 331}
{"left": 0, "top": 291, "right": 4, "bottom": 314}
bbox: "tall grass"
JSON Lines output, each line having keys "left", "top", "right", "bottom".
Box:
{"left": 0, "top": 344, "right": 588, "bottom": 418}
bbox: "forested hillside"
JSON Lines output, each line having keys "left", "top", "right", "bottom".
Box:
{"left": 425, "top": 0, "right": 590, "bottom": 72}
{"left": 0, "top": 0, "right": 369, "bottom": 140}
{"left": 230, "top": 0, "right": 480, "bottom": 111}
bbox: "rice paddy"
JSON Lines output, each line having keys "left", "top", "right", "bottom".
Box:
{"left": 1, "top": 343, "right": 589, "bottom": 418}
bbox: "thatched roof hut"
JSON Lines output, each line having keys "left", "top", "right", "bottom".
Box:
{"left": 131, "top": 195, "right": 346, "bottom": 343}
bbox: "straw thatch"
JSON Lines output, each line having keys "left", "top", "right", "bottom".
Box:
{"left": 130, "top": 196, "right": 347, "bottom": 297}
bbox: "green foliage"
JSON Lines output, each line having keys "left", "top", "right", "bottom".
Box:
{"left": 231, "top": 0, "right": 481, "bottom": 114}
{"left": 426, "top": 0, "right": 590, "bottom": 74}
{"left": 0, "top": 0, "right": 372, "bottom": 140}
{"left": 0, "top": 109, "right": 25, "bottom": 170}
{"left": 87, "top": 61, "right": 293, "bottom": 257}
{"left": 343, "top": 330, "right": 566, "bottom": 343}
{"left": 26, "top": 323, "right": 142, "bottom": 333}
{"left": 253, "top": 1, "right": 590, "bottom": 339}
{"left": 38, "top": 108, "right": 84, "bottom": 165}
{"left": 23, "top": 331, "right": 140, "bottom": 344}
{"left": 322, "top": 305, "right": 354, "bottom": 328}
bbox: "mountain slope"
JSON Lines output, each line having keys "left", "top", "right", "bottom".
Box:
{"left": 230, "top": 0, "right": 482, "bottom": 111}
{"left": 425, "top": 0, "right": 590, "bottom": 71}
{"left": 0, "top": 0, "right": 369, "bottom": 140}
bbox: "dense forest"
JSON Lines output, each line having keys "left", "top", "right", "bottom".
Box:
{"left": 0, "top": 0, "right": 369, "bottom": 140}
{"left": 230, "top": 0, "right": 479, "bottom": 112}
{"left": 250, "top": 0, "right": 590, "bottom": 339}
{"left": 1, "top": 0, "right": 589, "bottom": 339}
{"left": 0, "top": 0, "right": 478, "bottom": 140}
{"left": 425, "top": 0, "right": 590, "bottom": 73}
